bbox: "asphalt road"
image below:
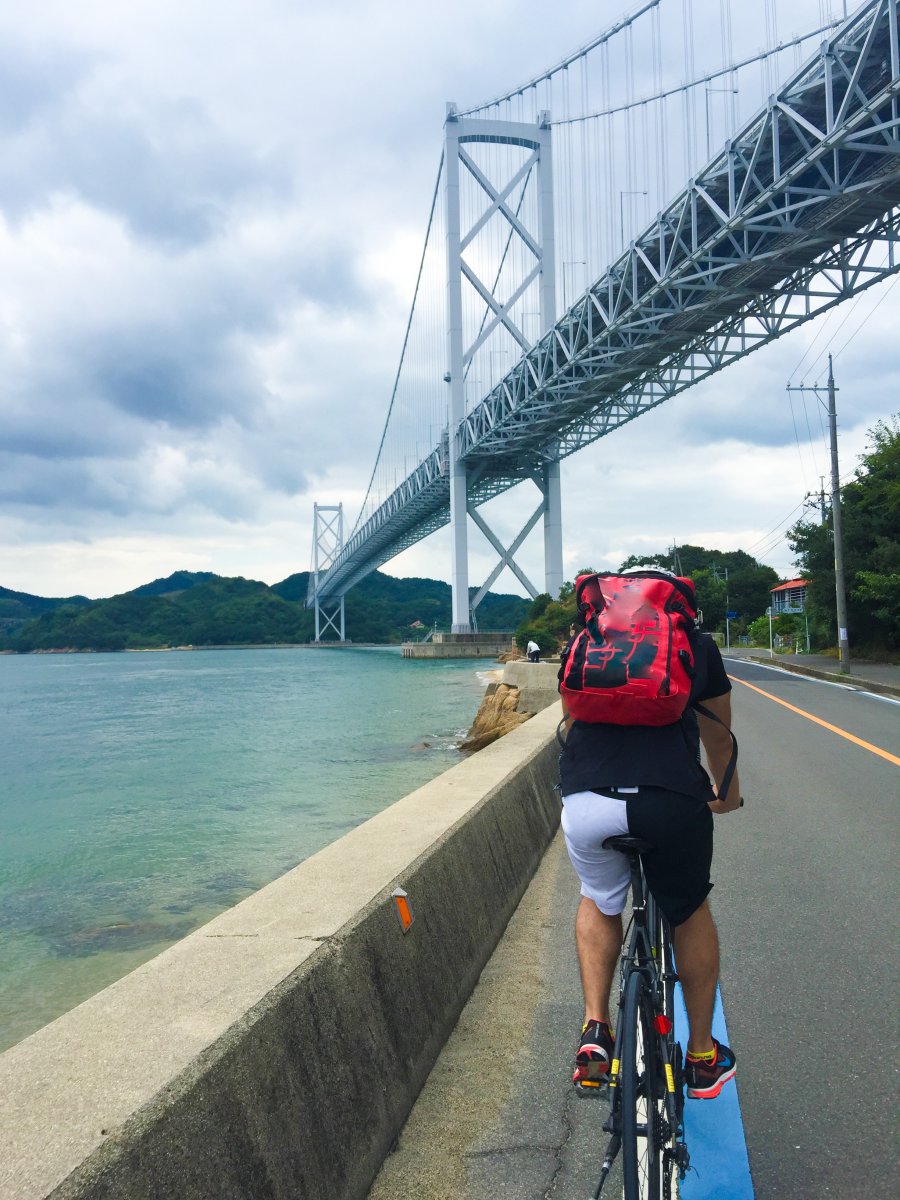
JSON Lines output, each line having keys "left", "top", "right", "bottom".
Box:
{"left": 709, "top": 657, "right": 899, "bottom": 1198}
{"left": 368, "top": 659, "right": 899, "bottom": 1199}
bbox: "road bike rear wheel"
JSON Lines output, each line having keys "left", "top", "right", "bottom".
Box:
{"left": 647, "top": 895, "right": 675, "bottom": 1022}
{"left": 620, "top": 970, "right": 665, "bottom": 1200}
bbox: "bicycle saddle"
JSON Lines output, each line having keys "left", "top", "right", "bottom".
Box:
{"left": 602, "top": 835, "right": 654, "bottom": 855}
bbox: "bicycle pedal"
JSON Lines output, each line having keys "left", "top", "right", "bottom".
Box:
{"left": 574, "top": 1078, "right": 606, "bottom": 1097}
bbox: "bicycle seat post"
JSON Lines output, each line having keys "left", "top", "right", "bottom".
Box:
{"left": 601, "top": 834, "right": 652, "bottom": 925}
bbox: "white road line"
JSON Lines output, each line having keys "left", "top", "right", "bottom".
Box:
{"left": 724, "top": 658, "right": 900, "bottom": 702}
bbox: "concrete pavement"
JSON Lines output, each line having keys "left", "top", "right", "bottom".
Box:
{"left": 369, "top": 832, "right": 617, "bottom": 1200}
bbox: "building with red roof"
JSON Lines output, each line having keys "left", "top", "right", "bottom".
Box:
{"left": 770, "top": 579, "right": 809, "bottom": 615}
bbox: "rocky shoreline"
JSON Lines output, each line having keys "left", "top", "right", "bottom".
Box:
{"left": 460, "top": 660, "right": 562, "bottom": 752}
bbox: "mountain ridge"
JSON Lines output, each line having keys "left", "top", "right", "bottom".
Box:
{"left": 0, "top": 570, "right": 529, "bottom": 652}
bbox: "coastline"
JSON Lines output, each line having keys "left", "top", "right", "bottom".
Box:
{"left": 1, "top": 641, "right": 408, "bottom": 655}
{"left": 1, "top": 650, "right": 489, "bottom": 1053}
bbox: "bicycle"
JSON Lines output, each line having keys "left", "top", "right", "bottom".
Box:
{"left": 587, "top": 834, "right": 690, "bottom": 1200}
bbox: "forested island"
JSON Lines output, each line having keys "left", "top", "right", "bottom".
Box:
{"left": 0, "top": 571, "right": 530, "bottom": 653}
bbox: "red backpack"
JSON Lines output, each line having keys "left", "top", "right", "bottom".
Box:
{"left": 559, "top": 571, "right": 699, "bottom": 726}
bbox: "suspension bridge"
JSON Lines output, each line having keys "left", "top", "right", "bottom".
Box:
{"left": 308, "top": 0, "right": 900, "bottom": 641}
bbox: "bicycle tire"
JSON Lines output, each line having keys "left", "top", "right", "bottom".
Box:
{"left": 647, "top": 904, "right": 683, "bottom": 1200}
{"left": 620, "top": 969, "right": 665, "bottom": 1200}
{"left": 646, "top": 896, "right": 675, "bottom": 1022}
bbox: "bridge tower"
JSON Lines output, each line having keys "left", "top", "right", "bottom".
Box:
{"left": 311, "top": 503, "right": 346, "bottom": 642}
{"left": 444, "top": 104, "right": 560, "bottom": 633}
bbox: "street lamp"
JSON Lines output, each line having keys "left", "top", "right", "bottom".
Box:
{"left": 705, "top": 86, "right": 739, "bottom": 159}
{"left": 619, "top": 191, "right": 647, "bottom": 249}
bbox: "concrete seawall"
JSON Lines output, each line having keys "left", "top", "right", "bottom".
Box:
{"left": 0, "top": 705, "right": 562, "bottom": 1200}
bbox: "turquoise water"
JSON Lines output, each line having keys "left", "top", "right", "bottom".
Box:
{"left": 0, "top": 647, "right": 490, "bottom": 1051}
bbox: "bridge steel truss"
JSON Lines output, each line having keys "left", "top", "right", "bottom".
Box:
{"left": 310, "top": 0, "right": 900, "bottom": 607}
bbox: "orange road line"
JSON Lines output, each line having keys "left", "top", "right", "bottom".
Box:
{"left": 731, "top": 676, "right": 900, "bottom": 767}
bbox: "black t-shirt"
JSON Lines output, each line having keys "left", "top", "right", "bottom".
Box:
{"left": 557, "top": 632, "right": 731, "bottom": 800}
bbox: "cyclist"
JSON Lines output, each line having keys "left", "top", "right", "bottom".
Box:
{"left": 558, "top": 571, "right": 741, "bottom": 1100}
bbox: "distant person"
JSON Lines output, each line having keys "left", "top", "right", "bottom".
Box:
{"left": 526, "top": 639, "right": 541, "bottom": 663}
{"left": 557, "top": 568, "right": 742, "bottom": 1100}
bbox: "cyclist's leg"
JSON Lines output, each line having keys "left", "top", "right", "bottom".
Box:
{"left": 671, "top": 900, "right": 719, "bottom": 1055}
{"left": 625, "top": 789, "right": 737, "bottom": 1098}
{"left": 561, "top": 790, "right": 630, "bottom": 1019}
{"left": 561, "top": 790, "right": 630, "bottom": 1084}
{"left": 575, "top": 897, "right": 622, "bottom": 1025}
{"left": 625, "top": 793, "right": 719, "bottom": 1020}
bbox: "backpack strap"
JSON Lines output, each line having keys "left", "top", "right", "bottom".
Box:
{"left": 693, "top": 702, "right": 740, "bottom": 804}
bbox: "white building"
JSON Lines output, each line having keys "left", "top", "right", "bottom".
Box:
{"left": 770, "top": 579, "right": 809, "bottom": 615}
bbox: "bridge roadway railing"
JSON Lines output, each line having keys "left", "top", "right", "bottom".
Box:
{"left": 312, "top": 0, "right": 900, "bottom": 605}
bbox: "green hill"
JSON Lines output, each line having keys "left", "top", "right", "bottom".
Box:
{"left": 0, "top": 585, "right": 91, "bottom": 641}
{"left": 129, "top": 571, "right": 219, "bottom": 597}
{"left": 1, "top": 571, "right": 529, "bottom": 652}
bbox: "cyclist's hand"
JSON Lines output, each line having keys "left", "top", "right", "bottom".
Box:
{"left": 708, "top": 794, "right": 744, "bottom": 814}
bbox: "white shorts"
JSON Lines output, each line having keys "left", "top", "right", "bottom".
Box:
{"left": 560, "top": 789, "right": 632, "bottom": 916}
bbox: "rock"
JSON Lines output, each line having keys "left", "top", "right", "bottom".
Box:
{"left": 459, "top": 683, "right": 532, "bottom": 752}
{"left": 496, "top": 647, "right": 524, "bottom": 663}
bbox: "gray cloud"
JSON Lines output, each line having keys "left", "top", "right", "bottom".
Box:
{"left": 0, "top": 0, "right": 896, "bottom": 599}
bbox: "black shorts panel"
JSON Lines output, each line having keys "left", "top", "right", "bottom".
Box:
{"left": 624, "top": 787, "right": 713, "bottom": 926}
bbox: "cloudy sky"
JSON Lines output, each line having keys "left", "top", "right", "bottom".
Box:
{"left": 1, "top": 0, "right": 896, "bottom": 601}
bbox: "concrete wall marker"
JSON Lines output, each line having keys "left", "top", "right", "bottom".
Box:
{"left": 392, "top": 888, "right": 415, "bottom": 933}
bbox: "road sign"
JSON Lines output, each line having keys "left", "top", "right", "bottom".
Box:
{"left": 726, "top": 611, "right": 739, "bottom": 620}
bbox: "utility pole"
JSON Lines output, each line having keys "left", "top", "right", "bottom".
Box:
{"left": 826, "top": 356, "right": 850, "bottom": 670}
{"left": 723, "top": 565, "right": 731, "bottom": 651}
{"left": 786, "top": 356, "right": 850, "bottom": 671}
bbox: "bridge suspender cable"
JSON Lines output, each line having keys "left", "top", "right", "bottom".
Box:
{"left": 551, "top": 20, "right": 841, "bottom": 126}
{"left": 349, "top": 153, "right": 445, "bottom": 540}
{"left": 456, "top": 0, "right": 660, "bottom": 116}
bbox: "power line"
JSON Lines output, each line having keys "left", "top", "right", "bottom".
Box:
{"left": 787, "top": 249, "right": 893, "bottom": 383}
{"left": 832, "top": 270, "right": 900, "bottom": 362}
{"left": 743, "top": 498, "right": 807, "bottom": 557}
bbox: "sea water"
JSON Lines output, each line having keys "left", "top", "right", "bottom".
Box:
{"left": 0, "top": 646, "right": 491, "bottom": 1052}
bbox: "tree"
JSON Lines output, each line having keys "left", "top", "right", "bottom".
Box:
{"left": 789, "top": 415, "right": 900, "bottom": 654}
{"left": 617, "top": 546, "right": 778, "bottom": 634}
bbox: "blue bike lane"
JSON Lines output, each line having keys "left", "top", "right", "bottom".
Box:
{"left": 675, "top": 985, "right": 754, "bottom": 1199}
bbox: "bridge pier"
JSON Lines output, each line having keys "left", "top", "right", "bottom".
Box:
{"left": 310, "top": 503, "right": 346, "bottom": 642}
{"left": 445, "top": 105, "right": 560, "bottom": 631}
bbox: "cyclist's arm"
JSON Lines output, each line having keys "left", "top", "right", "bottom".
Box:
{"left": 697, "top": 692, "right": 742, "bottom": 813}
